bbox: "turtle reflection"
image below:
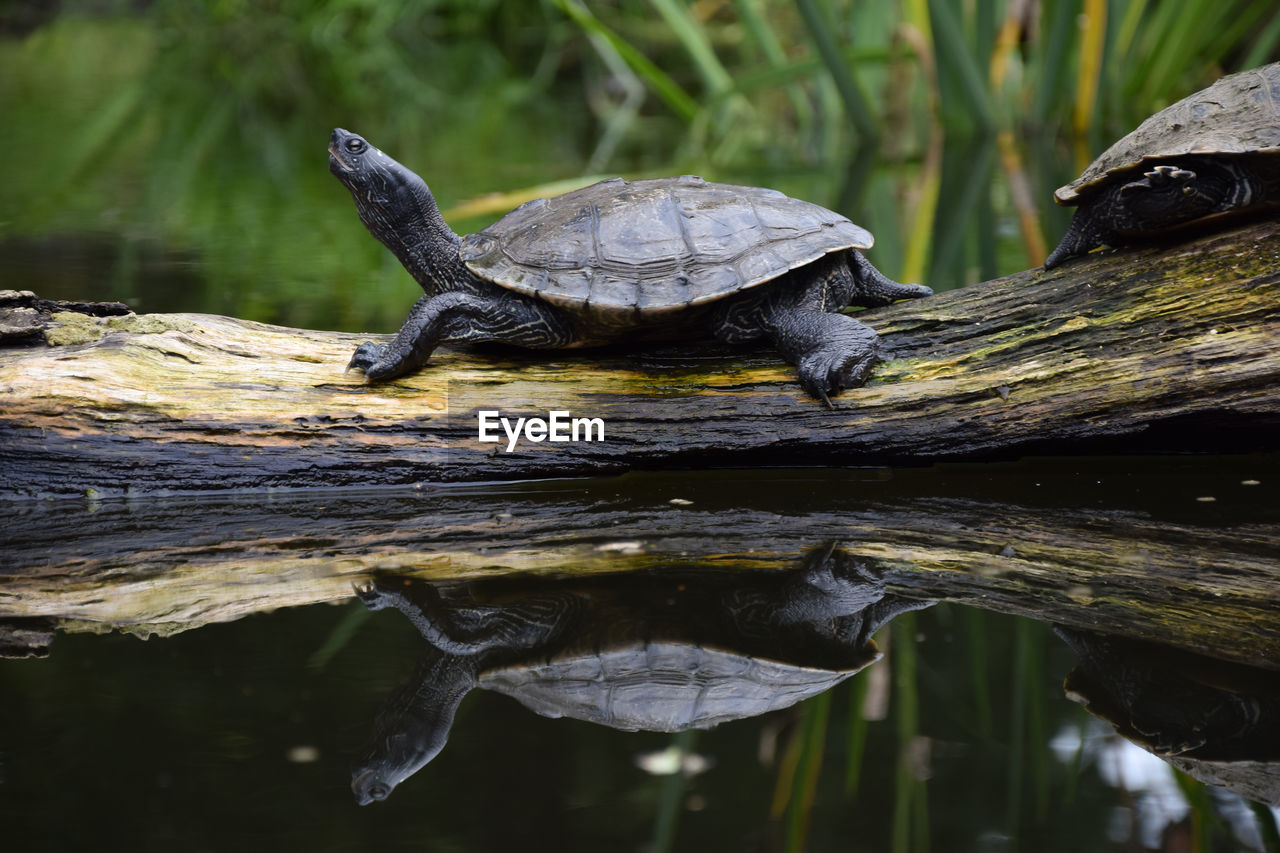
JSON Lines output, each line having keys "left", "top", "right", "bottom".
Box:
{"left": 351, "top": 544, "right": 932, "bottom": 804}
{"left": 1055, "top": 626, "right": 1280, "bottom": 806}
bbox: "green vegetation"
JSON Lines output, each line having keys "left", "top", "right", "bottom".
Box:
{"left": 2, "top": 1, "right": 1277, "bottom": 327}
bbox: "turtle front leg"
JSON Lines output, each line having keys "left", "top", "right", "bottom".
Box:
{"left": 349, "top": 289, "right": 574, "bottom": 381}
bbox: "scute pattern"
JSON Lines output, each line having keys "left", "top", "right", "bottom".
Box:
{"left": 479, "top": 640, "right": 858, "bottom": 732}
{"left": 1056, "top": 63, "right": 1280, "bottom": 204}
{"left": 459, "top": 177, "right": 873, "bottom": 315}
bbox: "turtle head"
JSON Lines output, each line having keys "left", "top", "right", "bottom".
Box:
{"left": 1045, "top": 161, "right": 1234, "bottom": 269}
{"left": 350, "top": 650, "right": 477, "bottom": 805}
{"left": 328, "top": 128, "right": 430, "bottom": 218}
{"left": 350, "top": 689, "right": 458, "bottom": 805}
{"left": 328, "top": 128, "right": 464, "bottom": 293}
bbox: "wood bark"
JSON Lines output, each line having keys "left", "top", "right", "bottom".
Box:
{"left": 2, "top": 218, "right": 1279, "bottom": 497}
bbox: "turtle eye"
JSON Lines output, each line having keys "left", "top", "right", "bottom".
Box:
{"left": 345, "top": 138, "right": 367, "bottom": 154}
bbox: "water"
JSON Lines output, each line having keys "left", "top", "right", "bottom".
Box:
{"left": 3, "top": 462, "right": 1279, "bottom": 850}
{"left": 2, "top": 8, "right": 1279, "bottom": 851}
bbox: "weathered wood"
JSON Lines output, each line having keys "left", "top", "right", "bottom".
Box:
{"left": 2, "top": 219, "right": 1279, "bottom": 497}
{"left": 3, "top": 467, "right": 1278, "bottom": 669}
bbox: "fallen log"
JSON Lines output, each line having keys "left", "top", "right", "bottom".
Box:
{"left": 1, "top": 219, "right": 1279, "bottom": 497}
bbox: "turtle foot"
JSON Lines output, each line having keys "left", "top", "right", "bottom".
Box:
{"left": 1138, "top": 164, "right": 1196, "bottom": 189}
{"left": 353, "top": 580, "right": 396, "bottom": 610}
{"left": 346, "top": 341, "right": 410, "bottom": 381}
{"left": 796, "top": 345, "right": 879, "bottom": 407}
{"left": 347, "top": 341, "right": 386, "bottom": 373}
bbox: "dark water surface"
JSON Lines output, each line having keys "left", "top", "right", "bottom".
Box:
{"left": 3, "top": 460, "right": 1279, "bottom": 851}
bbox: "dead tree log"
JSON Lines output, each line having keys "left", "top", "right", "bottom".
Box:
{"left": 2, "top": 219, "right": 1279, "bottom": 497}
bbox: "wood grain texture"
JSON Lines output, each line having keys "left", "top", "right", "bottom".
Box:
{"left": 2, "top": 219, "right": 1279, "bottom": 498}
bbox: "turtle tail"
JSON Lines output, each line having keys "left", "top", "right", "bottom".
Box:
{"left": 1044, "top": 209, "right": 1105, "bottom": 269}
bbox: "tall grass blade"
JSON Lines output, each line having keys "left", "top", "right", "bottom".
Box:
{"left": 1112, "top": 0, "right": 1149, "bottom": 60}
{"left": 795, "top": 0, "right": 879, "bottom": 141}
{"left": 1171, "top": 768, "right": 1213, "bottom": 853}
{"left": 443, "top": 175, "right": 616, "bottom": 221}
{"left": 1072, "top": 0, "right": 1107, "bottom": 139}
{"left": 1033, "top": 0, "right": 1080, "bottom": 126}
{"left": 929, "top": 138, "right": 996, "bottom": 289}
{"left": 843, "top": 674, "right": 871, "bottom": 797}
{"left": 731, "top": 0, "right": 816, "bottom": 137}
{"left": 307, "top": 601, "right": 372, "bottom": 670}
{"left": 648, "top": 0, "right": 733, "bottom": 93}
{"left": 785, "top": 692, "right": 832, "bottom": 853}
{"left": 771, "top": 715, "right": 806, "bottom": 818}
{"left": 997, "top": 131, "right": 1050, "bottom": 266}
{"left": 1241, "top": 9, "right": 1280, "bottom": 71}
{"left": 1024, "top": 623, "right": 1049, "bottom": 821}
{"left": 891, "top": 612, "right": 921, "bottom": 853}
{"left": 1004, "top": 617, "right": 1031, "bottom": 838}
{"left": 39, "top": 80, "right": 144, "bottom": 211}
{"left": 900, "top": 132, "right": 943, "bottom": 285}
{"left": 550, "top": 0, "right": 700, "bottom": 122}
{"left": 1250, "top": 799, "right": 1280, "bottom": 852}
{"left": 651, "top": 729, "right": 697, "bottom": 853}
{"left": 926, "top": 0, "right": 997, "bottom": 134}
{"left": 964, "top": 608, "right": 993, "bottom": 738}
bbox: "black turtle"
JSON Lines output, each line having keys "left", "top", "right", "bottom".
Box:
{"left": 1045, "top": 63, "right": 1280, "bottom": 269}
{"left": 328, "top": 129, "right": 931, "bottom": 404}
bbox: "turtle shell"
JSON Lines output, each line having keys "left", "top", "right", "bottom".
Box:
{"left": 458, "top": 176, "right": 872, "bottom": 317}
{"left": 479, "top": 637, "right": 876, "bottom": 732}
{"left": 1055, "top": 63, "right": 1280, "bottom": 205}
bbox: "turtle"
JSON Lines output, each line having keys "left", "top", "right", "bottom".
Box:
{"left": 348, "top": 545, "right": 932, "bottom": 803}
{"left": 1044, "top": 62, "right": 1280, "bottom": 269}
{"left": 328, "top": 128, "right": 931, "bottom": 404}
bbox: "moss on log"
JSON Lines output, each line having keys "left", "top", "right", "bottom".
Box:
{"left": 2, "top": 219, "right": 1279, "bottom": 497}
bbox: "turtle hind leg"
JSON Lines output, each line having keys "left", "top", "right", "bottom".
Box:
{"left": 847, "top": 251, "right": 932, "bottom": 307}
{"left": 349, "top": 288, "right": 574, "bottom": 381}
{"left": 711, "top": 257, "right": 883, "bottom": 405}
{"left": 770, "top": 311, "right": 881, "bottom": 406}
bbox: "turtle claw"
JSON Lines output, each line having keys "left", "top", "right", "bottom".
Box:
{"left": 347, "top": 341, "right": 388, "bottom": 375}
{"left": 797, "top": 347, "right": 879, "bottom": 408}
{"left": 354, "top": 581, "right": 379, "bottom": 606}
{"left": 353, "top": 580, "right": 396, "bottom": 609}
{"left": 1126, "top": 165, "right": 1196, "bottom": 196}
{"left": 1142, "top": 164, "right": 1196, "bottom": 187}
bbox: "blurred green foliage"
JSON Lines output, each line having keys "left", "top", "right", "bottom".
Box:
{"left": 1, "top": 0, "right": 1277, "bottom": 326}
